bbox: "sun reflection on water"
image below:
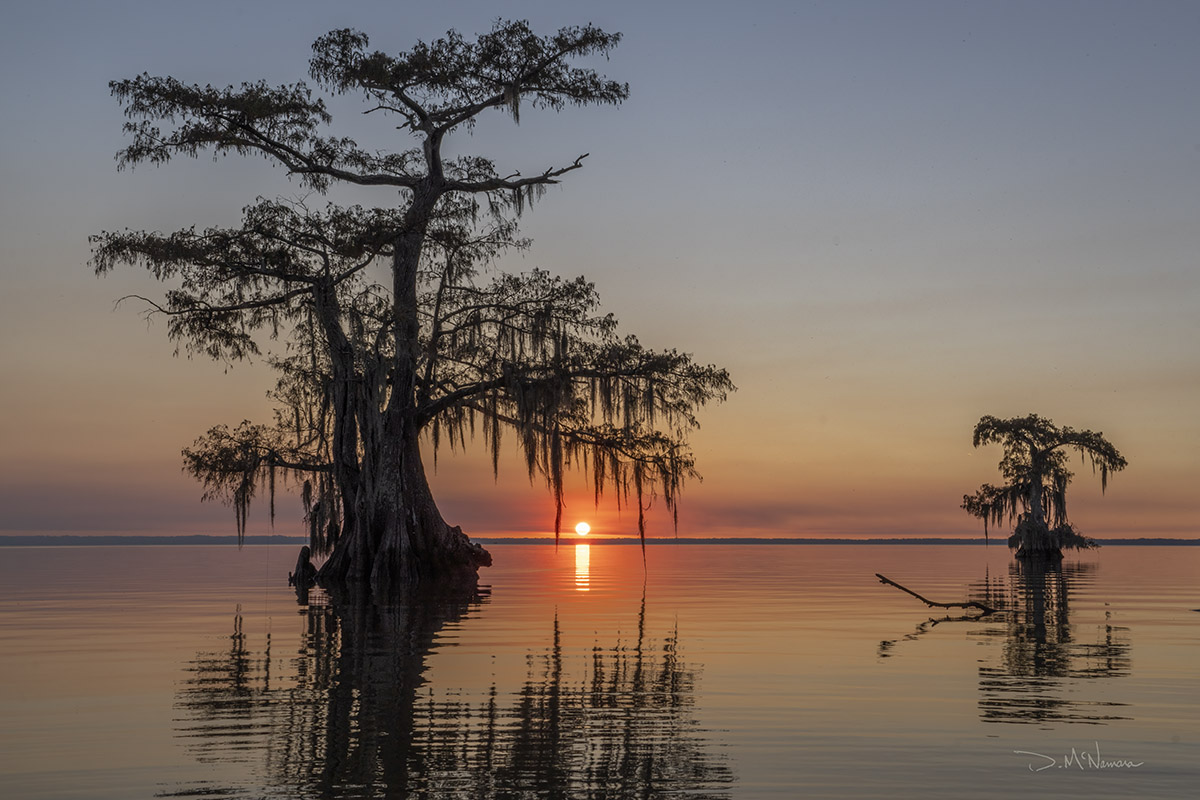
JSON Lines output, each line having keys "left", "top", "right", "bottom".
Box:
{"left": 574, "top": 543, "right": 590, "bottom": 591}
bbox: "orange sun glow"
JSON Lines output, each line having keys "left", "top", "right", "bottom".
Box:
{"left": 575, "top": 521, "right": 590, "bottom": 536}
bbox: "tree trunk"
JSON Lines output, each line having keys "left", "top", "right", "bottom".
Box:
{"left": 316, "top": 184, "right": 491, "bottom": 592}
{"left": 1027, "top": 475, "right": 1046, "bottom": 530}
{"left": 315, "top": 423, "right": 491, "bottom": 592}
{"left": 1013, "top": 468, "right": 1060, "bottom": 559}
{"left": 370, "top": 418, "right": 492, "bottom": 589}
{"left": 314, "top": 282, "right": 362, "bottom": 557}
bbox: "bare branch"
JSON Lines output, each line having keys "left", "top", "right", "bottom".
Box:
{"left": 876, "top": 574, "right": 998, "bottom": 615}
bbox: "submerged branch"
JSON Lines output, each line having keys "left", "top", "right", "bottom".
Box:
{"left": 875, "top": 573, "right": 998, "bottom": 615}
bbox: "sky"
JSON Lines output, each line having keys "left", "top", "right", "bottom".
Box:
{"left": 1, "top": 0, "right": 1197, "bottom": 540}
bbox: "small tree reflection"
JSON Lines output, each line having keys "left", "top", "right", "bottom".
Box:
{"left": 975, "top": 559, "right": 1131, "bottom": 725}
{"left": 878, "top": 560, "right": 1131, "bottom": 726}
{"left": 170, "top": 588, "right": 734, "bottom": 798}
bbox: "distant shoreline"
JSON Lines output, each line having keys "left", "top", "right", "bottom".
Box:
{"left": 0, "top": 534, "right": 1196, "bottom": 547}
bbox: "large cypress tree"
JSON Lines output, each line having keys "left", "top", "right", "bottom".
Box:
{"left": 93, "top": 22, "right": 733, "bottom": 590}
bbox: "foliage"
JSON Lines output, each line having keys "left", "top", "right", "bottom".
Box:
{"left": 961, "top": 414, "right": 1126, "bottom": 554}
{"left": 108, "top": 21, "right": 627, "bottom": 198}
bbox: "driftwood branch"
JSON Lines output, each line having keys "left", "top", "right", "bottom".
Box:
{"left": 875, "top": 573, "right": 998, "bottom": 615}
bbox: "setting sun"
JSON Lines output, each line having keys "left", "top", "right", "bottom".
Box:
{"left": 575, "top": 521, "right": 590, "bottom": 536}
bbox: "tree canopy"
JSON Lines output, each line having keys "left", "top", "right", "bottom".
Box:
{"left": 961, "top": 414, "right": 1126, "bottom": 556}
{"left": 94, "top": 21, "right": 733, "bottom": 590}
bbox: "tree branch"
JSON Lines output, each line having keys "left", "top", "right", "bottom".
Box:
{"left": 444, "top": 153, "right": 588, "bottom": 193}
{"left": 117, "top": 285, "right": 312, "bottom": 317}
{"left": 875, "top": 574, "right": 998, "bottom": 615}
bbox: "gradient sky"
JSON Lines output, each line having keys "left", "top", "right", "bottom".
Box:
{"left": 2, "top": 0, "right": 1197, "bottom": 539}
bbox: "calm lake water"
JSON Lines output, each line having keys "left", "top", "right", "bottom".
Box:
{"left": 0, "top": 543, "right": 1197, "bottom": 798}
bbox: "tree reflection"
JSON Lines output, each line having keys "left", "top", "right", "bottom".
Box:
{"left": 878, "top": 560, "right": 1131, "bottom": 725}
{"left": 169, "top": 587, "right": 734, "bottom": 798}
{"left": 974, "top": 559, "right": 1131, "bottom": 725}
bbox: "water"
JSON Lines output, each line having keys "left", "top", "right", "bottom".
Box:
{"left": 0, "top": 543, "right": 1197, "bottom": 798}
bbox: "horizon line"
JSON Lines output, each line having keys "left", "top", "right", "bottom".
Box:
{"left": 1, "top": 534, "right": 1196, "bottom": 547}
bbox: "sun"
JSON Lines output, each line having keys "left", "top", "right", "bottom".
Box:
{"left": 575, "top": 521, "right": 590, "bottom": 536}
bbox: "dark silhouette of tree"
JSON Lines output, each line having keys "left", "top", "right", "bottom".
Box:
{"left": 168, "top": 590, "right": 735, "bottom": 798}
{"left": 961, "top": 414, "right": 1126, "bottom": 558}
{"left": 92, "top": 21, "right": 733, "bottom": 590}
